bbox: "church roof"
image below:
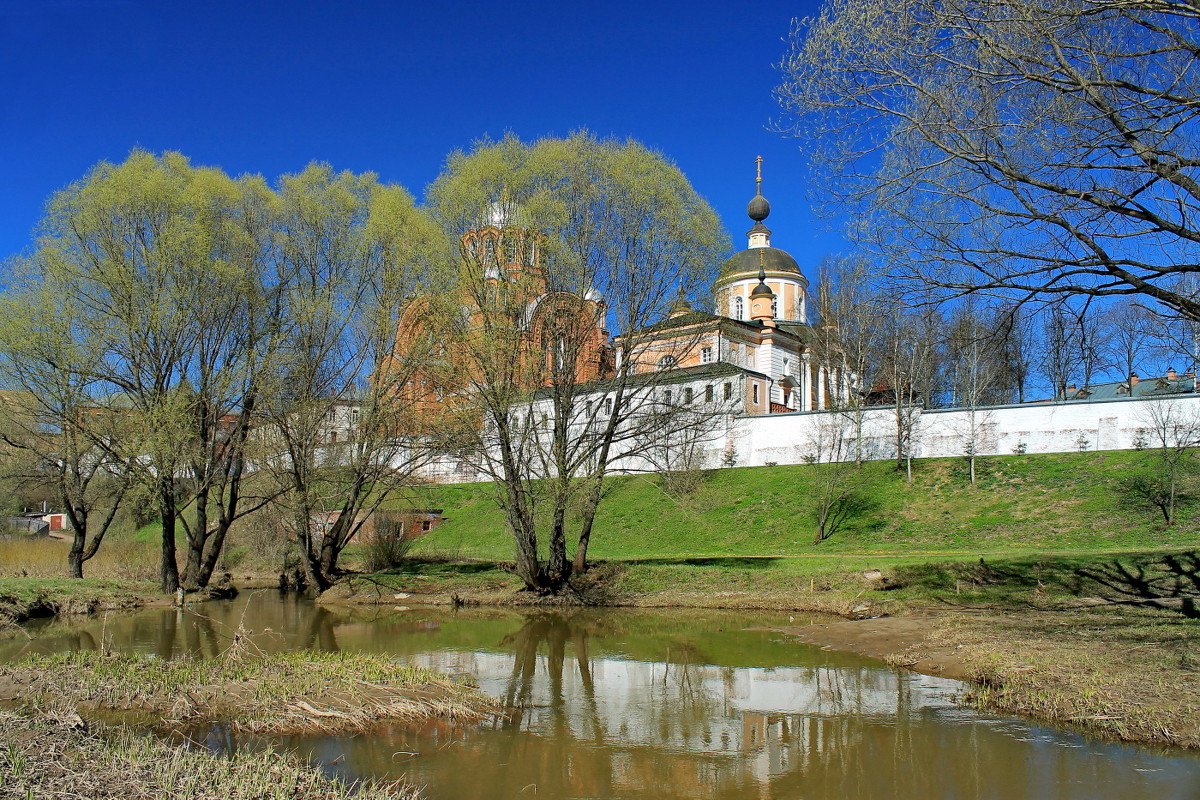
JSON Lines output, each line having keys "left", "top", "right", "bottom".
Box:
{"left": 718, "top": 247, "right": 803, "bottom": 280}
{"left": 532, "top": 360, "right": 768, "bottom": 399}
{"left": 635, "top": 309, "right": 804, "bottom": 341}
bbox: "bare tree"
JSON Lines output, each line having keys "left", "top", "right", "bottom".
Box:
{"left": 1105, "top": 299, "right": 1155, "bottom": 386}
{"left": 779, "top": 0, "right": 1200, "bottom": 322}
{"left": 947, "top": 303, "right": 1002, "bottom": 483}
{"left": 1039, "top": 302, "right": 1080, "bottom": 400}
{"left": 879, "top": 303, "right": 942, "bottom": 480}
{"left": 991, "top": 302, "right": 1037, "bottom": 403}
{"left": 809, "top": 255, "right": 886, "bottom": 465}
{"left": 800, "top": 411, "right": 872, "bottom": 544}
{"left": 1125, "top": 399, "right": 1200, "bottom": 525}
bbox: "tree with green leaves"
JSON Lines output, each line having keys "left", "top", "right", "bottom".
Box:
{"left": 0, "top": 288, "right": 130, "bottom": 578}
{"left": 258, "top": 164, "right": 445, "bottom": 593}
{"left": 423, "top": 133, "right": 729, "bottom": 593}
{"left": 18, "top": 151, "right": 280, "bottom": 593}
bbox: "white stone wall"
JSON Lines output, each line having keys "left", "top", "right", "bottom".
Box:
{"left": 724, "top": 394, "right": 1200, "bottom": 468}
{"left": 414, "top": 392, "right": 1200, "bottom": 482}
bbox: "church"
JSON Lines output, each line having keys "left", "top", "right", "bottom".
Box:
{"left": 383, "top": 158, "right": 843, "bottom": 426}
{"left": 622, "top": 157, "right": 840, "bottom": 414}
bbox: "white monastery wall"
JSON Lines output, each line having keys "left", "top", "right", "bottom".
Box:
{"left": 414, "top": 393, "right": 1200, "bottom": 483}
{"left": 723, "top": 394, "right": 1200, "bottom": 469}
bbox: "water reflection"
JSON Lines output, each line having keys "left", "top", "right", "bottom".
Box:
{"left": 297, "top": 609, "right": 1199, "bottom": 800}
{"left": 6, "top": 596, "right": 1200, "bottom": 799}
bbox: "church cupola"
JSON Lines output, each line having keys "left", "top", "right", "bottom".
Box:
{"left": 669, "top": 290, "right": 693, "bottom": 318}
{"left": 749, "top": 262, "right": 777, "bottom": 326}
{"left": 747, "top": 155, "right": 772, "bottom": 249}
{"left": 713, "top": 157, "right": 810, "bottom": 324}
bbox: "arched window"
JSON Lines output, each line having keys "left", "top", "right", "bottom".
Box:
{"left": 733, "top": 296, "right": 745, "bottom": 320}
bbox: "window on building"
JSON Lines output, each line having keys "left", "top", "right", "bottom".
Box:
{"left": 705, "top": 385, "right": 714, "bottom": 402}
{"left": 658, "top": 355, "right": 678, "bottom": 370}
{"left": 683, "top": 387, "right": 693, "bottom": 404}
{"left": 604, "top": 397, "right": 613, "bottom": 415}
{"left": 663, "top": 389, "right": 673, "bottom": 405}
{"left": 421, "top": 520, "right": 432, "bottom": 532}
{"left": 700, "top": 346, "right": 713, "bottom": 363}
{"left": 745, "top": 349, "right": 755, "bottom": 369}
{"left": 771, "top": 297, "right": 778, "bottom": 318}
{"left": 734, "top": 296, "right": 745, "bottom": 320}
{"left": 753, "top": 383, "right": 760, "bottom": 404}
{"left": 782, "top": 358, "right": 790, "bottom": 375}
{"left": 723, "top": 382, "right": 732, "bottom": 400}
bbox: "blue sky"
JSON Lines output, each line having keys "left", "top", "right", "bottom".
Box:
{"left": 0, "top": 0, "right": 841, "bottom": 270}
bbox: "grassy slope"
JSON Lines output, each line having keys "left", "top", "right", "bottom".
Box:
{"left": 407, "top": 450, "right": 1199, "bottom": 563}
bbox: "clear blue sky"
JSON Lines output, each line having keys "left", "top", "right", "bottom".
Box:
{"left": 1, "top": 0, "right": 840, "bottom": 271}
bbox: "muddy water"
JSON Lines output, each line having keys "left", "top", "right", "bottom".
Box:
{"left": 7, "top": 592, "right": 1200, "bottom": 799}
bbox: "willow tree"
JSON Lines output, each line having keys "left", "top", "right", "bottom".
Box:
{"left": 257, "top": 164, "right": 445, "bottom": 593}
{"left": 779, "top": 0, "right": 1200, "bottom": 320}
{"left": 24, "top": 151, "right": 280, "bottom": 593}
{"left": 424, "top": 133, "right": 729, "bottom": 593}
{"left": 0, "top": 273, "right": 131, "bottom": 578}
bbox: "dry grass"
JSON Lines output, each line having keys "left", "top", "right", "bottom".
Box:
{"left": 926, "top": 606, "right": 1200, "bottom": 748}
{"left": 0, "top": 535, "right": 157, "bottom": 581}
{"left": 1, "top": 649, "right": 502, "bottom": 735}
{"left": 0, "top": 708, "right": 423, "bottom": 800}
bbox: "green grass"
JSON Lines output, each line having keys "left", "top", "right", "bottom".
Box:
{"left": 406, "top": 450, "right": 1200, "bottom": 562}
{"left": 0, "top": 577, "right": 155, "bottom": 622}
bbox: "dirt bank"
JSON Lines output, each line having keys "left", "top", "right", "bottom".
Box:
{"left": 768, "top": 613, "right": 975, "bottom": 681}
{"left": 772, "top": 606, "right": 1200, "bottom": 750}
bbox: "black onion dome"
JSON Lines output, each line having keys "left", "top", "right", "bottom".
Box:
{"left": 750, "top": 264, "right": 774, "bottom": 298}
{"left": 747, "top": 192, "right": 770, "bottom": 221}
{"left": 719, "top": 247, "right": 803, "bottom": 280}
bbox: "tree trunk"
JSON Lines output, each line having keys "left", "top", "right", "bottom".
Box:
{"left": 293, "top": 505, "right": 329, "bottom": 594}
{"left": 159, "top": 483, "right": 180, "bottom": 594}
{"left": 182, "top": 490, "right": 208, "bottom": 591}
{"left": 196, "top": 524, "right": 230, "bottom": 588}
{"left": 67, "top": 532, "right": 85, "bottom": 579}
{"left": 547, "top": 502, "right": 570, "bottom": 589}
{"left": 573, "top": 486, "right": 603, "bottom": 575}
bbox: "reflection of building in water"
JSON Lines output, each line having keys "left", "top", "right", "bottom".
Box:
{"left": 409, "top": 648, "right": 959, "bottom": 792}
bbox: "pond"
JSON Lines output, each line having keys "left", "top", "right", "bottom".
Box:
{"left": 6, "top": 592, "right": 1200, "bottom": 799}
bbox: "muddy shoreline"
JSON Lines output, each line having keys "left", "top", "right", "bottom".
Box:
{"left": 4, "top": 577, "right": 1198, "bottom": 752}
